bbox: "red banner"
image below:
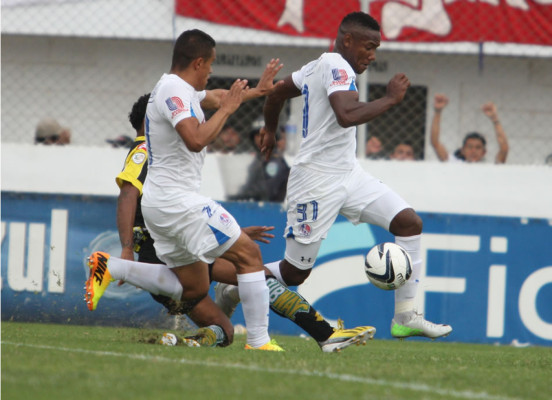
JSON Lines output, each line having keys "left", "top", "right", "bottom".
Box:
{"left": 176, "top": 0, "right": 360, "bottom": 39}
{"left": 175, "top": 0, "right": 552, "bottom": 45}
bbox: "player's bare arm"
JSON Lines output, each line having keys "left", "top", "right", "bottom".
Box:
{"left": 329, "top": 73, "right": 410, "bottom": 128}
{"left": 200, "top": 89, "right": 226, "bottom": 110}
{"left": 245, "top": 58, "right": 284, "bottom": 100}
{"left": 261, "top": 75, "right": 302, "bottom": 159}
{"left": 200, "top": 59, "right": 284, "bottom": 111}
{"left": 177, "top": 79, "right": 248, "bottom": 152}
{"left": 117, "top": 181, "right": 140, "bottom": 261}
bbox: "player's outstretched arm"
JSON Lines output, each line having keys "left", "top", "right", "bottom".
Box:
{"left": 177, "top": 79, "right": 248, "bottom": 152}
{"left": 245, "top": 58, "right": 284, "bottom": 100}
{"left": 200, "top": 59, "right": 284, "bottom": 110}
{"left": 329, "top": 73, "right": 410, "bottom": 128}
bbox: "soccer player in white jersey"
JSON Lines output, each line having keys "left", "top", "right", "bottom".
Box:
{"left": 85, "top": 29, "right": 285, "bottom": 351}
{"left": 259, "top": 12, "right": 452, "bottom": 339}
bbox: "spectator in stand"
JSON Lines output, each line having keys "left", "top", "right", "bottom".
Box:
{"left": 229, "top": 125, "right": 290, "bottom": 202}
{"left": 208, "top": 124, "right": 242, "bottom": 153}
{"left": 35, "top": 118, "right": 71, "bottom": 145}
{"left": 389, "top": 141, "right": 416, "bottom": 161}
{"left": 365, "top": 135, "right": 385, "bottom": 159}
{"left": 430, "top": 94, "right": 509, "bottom": 163}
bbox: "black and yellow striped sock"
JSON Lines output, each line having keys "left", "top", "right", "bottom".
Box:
{"left": 266, "top": 276, "right": 334, "bottom": 342}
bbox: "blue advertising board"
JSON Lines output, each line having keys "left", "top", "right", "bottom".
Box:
{"left": 1, "top": 191, "right": 551, "bottom": 346}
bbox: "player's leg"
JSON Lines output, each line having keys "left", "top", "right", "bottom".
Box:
{"left": 213, "top": 256, "right": 367, "bottom": 352}
{"left": 220, "top": 232, "right": 282, "bottom": 351}
{"left": 276, "top": 238, "right": 376, "bottom": 351}
{"left": 192, "top": 197, "right": 280, "bottom": 350}
{"left": 184, "top": 295, "right": 234, "bottom": 347}
{"left": 388, "top": 207, "right": 452, "bottom": 339}
{"left": 262, "top": 165, "right": 376, "bottom": 351}
{"left": 137, "top": 230, "right": 191, "bottom": 315}
{"left": 85, "top": 252, "right": 183, "bottom": 311}
{"left": 357, "top": 182, "right": 452, "bottom": 339}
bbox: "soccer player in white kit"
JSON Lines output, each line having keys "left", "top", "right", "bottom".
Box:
{"left": 85, "top": 29, "right": 285, "bottom": 351}
{"left": 261, "top": 12, "right": 452, "bottom": 339}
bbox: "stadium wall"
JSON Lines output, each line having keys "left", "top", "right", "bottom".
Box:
{"left": 2, "top": 144, "right": 551, "bottom": 346}
{"left": 2, "top": 34, "right": 551, "bottom": 164}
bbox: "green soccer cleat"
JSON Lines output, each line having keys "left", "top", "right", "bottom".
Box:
{"left": 318, "top": 319, "right": 376, "bottom": 353}
{"left": 391, "top": 312, "right": 452, "bottom": 339}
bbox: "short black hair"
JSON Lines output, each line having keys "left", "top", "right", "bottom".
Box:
{"left": 172, "top": 29, "right": 216, "bottom": 70}
{"left": 339, "top": 12, "right": 380, "bottom": 34}
{"left": 128, "top": 93, "right": 150, "bottom": 131}
{"left": 463, "top": 132, "right": 486, "bottom": 147}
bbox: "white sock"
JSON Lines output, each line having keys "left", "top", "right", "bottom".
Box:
{"left": 107, "top": 256, "right": 183, "bottom": 301}
{"left": 264, "top": 260, "right": 285, "bottom": 284}
{"left": 394, "top": 235, "right": 422, "bottom": 321}
{"left": 237, "top": 270, "right": 270, "bottom": 347}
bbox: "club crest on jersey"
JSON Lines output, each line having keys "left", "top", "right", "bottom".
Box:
{"left": 298, "top": 223, "right": 312, "bottom": 237}
{"left": 165, "top": 96, "right": 188, "bottom": 118}
{"left": 331, "top": 68, "right": 349, "bottom": 86}
{"left": 219, "top": 213, "right": 231, "bottom": 226}
{"left": 132, "top": 152, "right": 146, "bottom": 164}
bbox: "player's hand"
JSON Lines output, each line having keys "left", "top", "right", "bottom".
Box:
{"left": 386, "top": 73, "right": 410, "bottom": 105}
{"left": 481, "top": 102, "right": 497, "bottom": 119}
{"left": 256, "top": 58, "right": 284, "bottom": 95}
{"left": 220, "top": 79, "right": 248, "bottom": 115}
{"left": 434, "top": 93, "right": 449, "bottom": 111}
{"left": 260, "top": 127, "right": 276, "bottom": 160}
{"left": 242, "top": 225, "right": 275, "bottom": 244}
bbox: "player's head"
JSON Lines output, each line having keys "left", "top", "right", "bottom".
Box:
{"left": 460, "top": 132, "right": 487, "bottom": 162}
{"left": 128, "top": 93, "right": 150, "bottom": 135}
{"left": 172, "top": 29, "right": 216, "bottom": 69}
{"left": 335, "top": 12, "right": 381, "bottom": 74}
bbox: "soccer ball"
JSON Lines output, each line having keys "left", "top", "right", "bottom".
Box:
{"left": 364, "top": 242, "right": 412, "bottom": 290}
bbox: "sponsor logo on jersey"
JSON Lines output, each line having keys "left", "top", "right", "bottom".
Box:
{"left": 330, "top": 68, "right": 350, "bottom": 86}
{"left": 165, "top": 96, "right": 188, "bottom": 118}
{"left": 298, "top": 223, "right": 312, "bottom": 237}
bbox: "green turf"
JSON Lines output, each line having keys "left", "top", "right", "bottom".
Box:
{"left": 2, "top": 322, "right": 550, "bottom": 400}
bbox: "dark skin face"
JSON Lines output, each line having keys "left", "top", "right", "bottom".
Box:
{"left": 338, "top": 28, "right": 381, "bottom": 74}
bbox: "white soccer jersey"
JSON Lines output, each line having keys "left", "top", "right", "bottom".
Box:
{"left": 291, "top": 52, "right": 358, "bottom": 173}
{"left": 142, "top": 73, "right": 207, "bottom": 208}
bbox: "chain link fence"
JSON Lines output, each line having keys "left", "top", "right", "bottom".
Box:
{"left": 2, "top": 0, "right": 551, "bottom": 164}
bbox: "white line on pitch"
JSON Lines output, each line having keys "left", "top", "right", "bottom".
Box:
{"left": 2, "top": 341, "right": 518, "bottom": 400}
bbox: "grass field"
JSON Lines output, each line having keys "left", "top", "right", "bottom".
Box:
{"left": 2, "top": 322, "right": 550, "bottom": 400}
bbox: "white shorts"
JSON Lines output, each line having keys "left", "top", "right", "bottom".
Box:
{"left": 284, "top": 162, "right": 410, "bottom": 269}
{"left": 141, "top": 194, "right": 241, "bottom": 267}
